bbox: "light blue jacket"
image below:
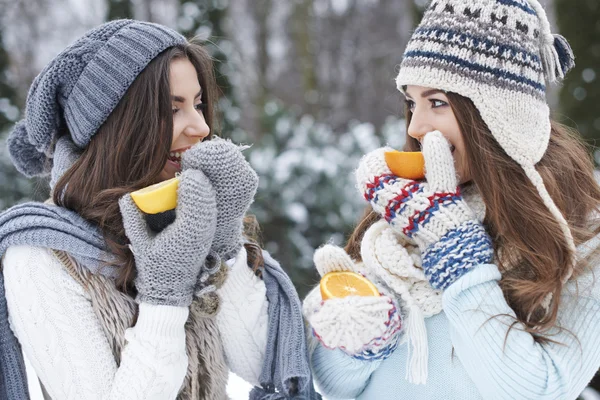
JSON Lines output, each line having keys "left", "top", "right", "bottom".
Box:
{"left": 310, "top": 236, "right": 600, "bottom": 399}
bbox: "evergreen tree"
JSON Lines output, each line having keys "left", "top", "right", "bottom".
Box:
{"left": 106, "top": 0, "right": 134, "bottom": 20}
{"left": 246, "top": 100, "right": 406, "bottom": 297}
{"left": 555, "top": 0, "right": 600, "bottom": 143}
{"left": 0, "top": 29, "right": 18, "bottom": 133}
{"left": 0, "top": 27, "right": 34, "bottom": 207}
{"left": 178, "top": 0, "right": 238, "bottom": 137}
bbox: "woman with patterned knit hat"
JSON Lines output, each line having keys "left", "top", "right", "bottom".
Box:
{"left": 0, "top": 20, "right": 319, "bottom": 399}
{"left": 303, "top": 0, "right": 600, "bottom": 399}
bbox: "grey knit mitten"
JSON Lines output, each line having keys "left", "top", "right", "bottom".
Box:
{"left": 119, "top": 169, "right": 217, "bottom": 307}
{"left": 182, "top": 137, "right": 258, "bottom": 260}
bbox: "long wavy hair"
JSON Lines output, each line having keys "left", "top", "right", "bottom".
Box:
{"left": 53, "top": 40, "right": 263, "bottom": 292}
{"left": 345, "top": 92, "right": 600, "bottom": 336}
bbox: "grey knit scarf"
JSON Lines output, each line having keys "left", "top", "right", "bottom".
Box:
{"left": 0, "top": 202, "right": 117, "bottom": 399}
{"left": 250, "top": 251, "right": 322, "bottom": 400}
{"left": 0, "top": 202, "right": 320, "bottom": 399}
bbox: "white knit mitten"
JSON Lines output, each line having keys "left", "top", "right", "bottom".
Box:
{"left": 303, "top": 245, "right": 402, "bottom": 360}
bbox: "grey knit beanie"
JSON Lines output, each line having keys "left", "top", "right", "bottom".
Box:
{"left": 7, "top": 19, "right": 186, "bottom": 178}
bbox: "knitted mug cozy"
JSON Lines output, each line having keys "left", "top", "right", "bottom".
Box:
{"left": 395, "top": 0, "right": 577, "bottom": 282}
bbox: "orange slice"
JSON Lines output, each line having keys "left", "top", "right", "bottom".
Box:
{"left": 130, "top": 177, "right": 179, "bottom": 214}
{"left": 384, "top": 150, "right": 425, "bottom": 180}
{"left": 320, "top": 271, "right": 380, "bottom": 300}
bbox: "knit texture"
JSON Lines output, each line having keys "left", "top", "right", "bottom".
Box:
{"left": 356, "top": 132, "right": 494, "bottom": 290}
{"left": 4, "top": 245, "right": 190, "bottom": 399}
{"left": 303, "top": 245, "right": 403, "bottom": 360}
{"left": 182, "top": 137, "right": 259, "bottom": 261}
{"left": 119, "top": 169, "right": 217, "bottom": 307}
{"left": 7, "top": 19, "right": 185, "bottom": 178}
{"left": 395, "top": 0, "right": 577, "bottom": 281}
{"left": 216, "top": 247, "right": 269, "bottom": 387}
{"left": 309, "top": 203, "right": 600, "bottom": 399}
{"left": 53, "top": 248, "right": 230, "bottom": 400}
{"left": 250, "top": 250, "right": 322, "bottom": 400}
{"left": 0, "top": 203, "right": 117, "bottom": 399}
{"left": 305, "top": 218, "right": 445, "bottom": 385}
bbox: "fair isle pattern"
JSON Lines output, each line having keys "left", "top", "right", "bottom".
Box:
{"left": 362, "top": 171, "right": 490, "bottom": 290}
{"left": 364, "top": 177, "right": 462, "bottom": 238}
{"left": 310, "top": 298, "right": 403, "bottom": 362}
{"left": 306, "top": 293, "right": 403, "bottom": 358}
{"left": 350, "top": 300, "right": 403, "bottom": 361}
{"left": 395, "top": 0, "right": 559, "bottom": 166}
{"left": 422, "top": 220, "right": 494, "bottom": 290}
{"left": 395, "top": 0, "right": 578, "bottom": 283}
{"left": 402, "top": 0, "right": 546, "bottom": 100}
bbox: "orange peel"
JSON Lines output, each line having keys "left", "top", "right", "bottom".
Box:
{"left": 384, "top": 150, "right": 425, "bottom": 180}
{"left": 130, "top": 177, "right": 179, "bottom": 214}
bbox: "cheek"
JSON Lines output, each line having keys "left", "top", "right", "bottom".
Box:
{"left": 171, "top": 123, "right": 182, "bottom": 145}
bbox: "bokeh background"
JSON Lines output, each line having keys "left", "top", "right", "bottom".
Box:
{"left": 1, "top": 0, "right": 599, "bottom": 398}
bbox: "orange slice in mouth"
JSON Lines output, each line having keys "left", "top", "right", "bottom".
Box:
{"left": 130, "top": 177, "right": 179, "bottom": 214}
{"left": 384, "top": 150, "right": 425, "bottom": 180}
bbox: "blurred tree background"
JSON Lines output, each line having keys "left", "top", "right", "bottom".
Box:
{"left": 555, "top": 0, "right": 600, "bottom": 147}
{"left": 0, "top": 0, "right": 598, "bottom": 305}
{"left": 1, "top": 0, "right": 600, "bottom": 396}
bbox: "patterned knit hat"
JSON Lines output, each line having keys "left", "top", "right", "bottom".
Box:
{"left": 7, "top": 19, "right": 186, "bottom": 178}
{"left": 396, "top": 0, "right": 577, "bottom": 280}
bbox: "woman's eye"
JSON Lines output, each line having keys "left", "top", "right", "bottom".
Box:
{"left": 195, "top": 103, "right": 207, "bottom": 112}
{"left": 405, "top": 99, "right": 415, "bottom": 111}
{"left": 172, "top": 108, "right": 179, "bottom": 114}
{"left": 431, "top": 99, "right": 448, "bottom": 108}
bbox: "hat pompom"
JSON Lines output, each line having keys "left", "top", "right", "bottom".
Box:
{"left": 541, "top": 33, "right": 575, "bottom": 83}
{"left": 553, "top": 34, "right": 575, "bottom": 78}
{"left": 7, "top": 120, "right": 50, "bottom": 177}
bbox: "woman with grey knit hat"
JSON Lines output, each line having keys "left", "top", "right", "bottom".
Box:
{"left": 0, "top": 20, "right": 319, "bottom": 399}
{"left": 303, "top": 0, "right": 600, "bottom": 399}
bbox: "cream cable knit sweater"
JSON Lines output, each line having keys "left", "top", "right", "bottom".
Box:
{"left": 3, "top": 245, "right": 268, "bottom": 400}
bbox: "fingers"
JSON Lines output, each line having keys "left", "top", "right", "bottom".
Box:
{"left": 422, "top": 131, "right": 458, "bottom": 192}
{"left": 118, "top": 194, "right": 150, "bottom": 247}
{"left": 180, "top": 142, "right": 203, "bottom": 171}
{"left": 356, "top": 146, "right": 414, "bottom": 224}
{"left": 355, "top": 147, "right": 395, "bottom": 190}
{"left": 308, "top": 295, "right": 394, "bottom": 354}
{"left": 175, "top": 169, "right": 217, "bottom": 232}
{"left": 314, "top": 244, "right": 359, "bottom": 276}
{"left": 181, "top": 138, "right": 258, "bottom": 198}
{"left": 181, "top": 137, "right": 239, "bottom": 172}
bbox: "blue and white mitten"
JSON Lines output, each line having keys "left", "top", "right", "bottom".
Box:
{"left": 355, "top": 131, "right": 494, "bottom": 290}
{"left": 303, "top": 244, "right": 403, "bottom": 361}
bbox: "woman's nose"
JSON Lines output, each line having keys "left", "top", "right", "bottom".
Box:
{"left": 185, "top": 112, "right": 210, "bottom": 140}
{"left": 407, "top": 110, "right": 433, "bottom": 143}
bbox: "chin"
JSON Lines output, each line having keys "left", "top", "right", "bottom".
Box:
{"left": 159, "top": 168, "right": 176, "bottom": 181}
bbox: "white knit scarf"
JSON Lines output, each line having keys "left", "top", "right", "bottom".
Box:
{"left": 357, "top": 184, "right": 486, "bottom": 384}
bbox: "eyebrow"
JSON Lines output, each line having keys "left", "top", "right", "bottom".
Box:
{"left": 171, "top": 90, "right": 202, "bottom": 103}
{"left": 405, "top": 89, "right": 446, "bottom": 99}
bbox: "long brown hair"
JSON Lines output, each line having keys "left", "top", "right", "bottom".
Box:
{"left": 346, "top": 92, "right": 600, "bottom": 335}
{"left": 53, "top": 39, "right": 263, "bottom": 291}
